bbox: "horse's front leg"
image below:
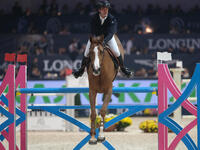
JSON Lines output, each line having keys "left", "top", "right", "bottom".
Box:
{"left": 89, "top": 90, "right": 97, "bottom": 145}
{"left": 98, "top": 89, "right": 112, "bottom": 142}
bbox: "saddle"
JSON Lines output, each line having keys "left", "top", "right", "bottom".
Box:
{"left": 86, "top": 46, "right": 119, "bottom": 70}
{"left": 104, "top": 46, "right": 119, "bottom": 81}
{"left": 105, "top": 47, "right": 119, "bottom": 70}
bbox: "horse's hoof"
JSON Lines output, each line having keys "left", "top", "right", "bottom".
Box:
{"left": 89, "top": 139, "right": 97, "bottom": 145}
{"left": 97, "top": 136, "right": 106, "bottom": 143}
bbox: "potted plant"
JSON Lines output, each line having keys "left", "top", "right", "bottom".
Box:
{"left": 95, "top": 114, "right": 132, "bottom": 132}
{"left": 139, "top": 120, "right": 172, "bottom": 133}
{"left": 116, "top": 117, "right": 132, "bottom": 131}
{"left": 139, "top": 120, "right": 158, "bottom": 133}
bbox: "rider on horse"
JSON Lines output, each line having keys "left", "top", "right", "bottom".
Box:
{"left": 73, "top": 0, "right": 133, "bottom": 78}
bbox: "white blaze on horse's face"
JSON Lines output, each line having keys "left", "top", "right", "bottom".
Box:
{"left": 93, "top": 46, "right": 101, "bottom": 76}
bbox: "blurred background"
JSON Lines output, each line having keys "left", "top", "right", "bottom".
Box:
{"left": 0, "top": 0, "right": 200, "bottom": 80}
{"left": 0, "top": 0, "right": 198, "bottom": 127}
{"left": 0, "top": 2, "right": 198, "bottom": 149}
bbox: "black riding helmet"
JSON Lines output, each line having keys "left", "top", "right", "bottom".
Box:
{"left": 96, "top": 0, "right": 111, "bottom": 9}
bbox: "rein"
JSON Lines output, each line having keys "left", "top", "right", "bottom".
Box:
{"left": 100, "top": 46, "right": 106, "bottom": 68}
{"left": 90, "top": 44, "right": 105, "bottom": 71}
{"left": 89, "top": 43, "right": 118, "bottom": 81}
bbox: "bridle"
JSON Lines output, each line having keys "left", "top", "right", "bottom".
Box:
{"left": 90, "top": 43, "right": 105, "bottom": 74}
{"left": 89, "top": 41, "right": 117, "bottom": 81}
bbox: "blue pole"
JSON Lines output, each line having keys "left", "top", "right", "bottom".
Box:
{"left": 197, "top": 64, "right": 200, "bottom": 149}
{"left": 18, "top": 87, "right": 157, "bottom": 94}
{"left": 28, "top": 105, "right": 158, "bottom": 110}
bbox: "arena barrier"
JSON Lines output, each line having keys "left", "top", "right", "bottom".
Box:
{"left": 19, "top": 76, "right": 158, "bottom": 149}
{"left": 158, "top": 63, "right": 200, "bottom": 150}
{"left": 0, "top": 54, "right": 27, "bottom": 150}
{"left": 0, "top": 58, "right": 199, "bottom": 149}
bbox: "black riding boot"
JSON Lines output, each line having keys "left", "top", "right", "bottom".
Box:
{"left": 73, "top": 56, "right": 90, "bottom": 78}
{"left": 117, "top": 55, "right": 133, "bottom": 78}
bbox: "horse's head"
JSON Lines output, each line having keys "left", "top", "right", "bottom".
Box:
{"left": 89, "top": 35, "right": 104, "bottom": 76}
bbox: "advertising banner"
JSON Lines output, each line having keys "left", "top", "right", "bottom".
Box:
{"left": 0, "top": 79, "right": 195, "bottom": 105}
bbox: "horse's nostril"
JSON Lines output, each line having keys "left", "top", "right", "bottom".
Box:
{"left": 93, "top": 67, "right": 100, "bottom": 74}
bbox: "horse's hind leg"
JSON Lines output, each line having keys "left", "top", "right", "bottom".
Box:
{"left": 89, "top": 90, "right": 97, "bottom": 145}
{"left": 98, "top": 90, "right": 112, "bottom": 142}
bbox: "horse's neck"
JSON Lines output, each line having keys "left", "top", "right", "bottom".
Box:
{"left": 100, "top": 49, "right": 116, "bottom": 82}
{"left": 103, "top": 49, "right": 112, "bottom": 62}
{"left": 102, "top": 49, "right": 114, "bottom": 69}
{"left": 105, "top": 48, "right": 114, "bottom": 58}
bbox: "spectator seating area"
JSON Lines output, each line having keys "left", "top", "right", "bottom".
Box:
{"left": 0, "top": 1, "right": 200, "bottom": 80}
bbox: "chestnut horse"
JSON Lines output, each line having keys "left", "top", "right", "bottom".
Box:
{"left": 87, "top": 35, "right": 124, "bottom": 144}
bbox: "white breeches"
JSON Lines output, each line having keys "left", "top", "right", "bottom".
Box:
{"left": 84, "top": 36, "right": 121, "bottom": 57}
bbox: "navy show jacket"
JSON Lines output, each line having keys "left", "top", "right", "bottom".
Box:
{"left": 90, "top": 13, "right": 117, "bottom": 44}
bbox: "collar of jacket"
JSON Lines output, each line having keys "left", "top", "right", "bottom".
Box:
{"left": 99, "top": 15, "right": 108, "bottom": 25}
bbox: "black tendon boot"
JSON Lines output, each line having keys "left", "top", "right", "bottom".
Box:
{"left": 73, "top": 56, "right": 90, "bottom": 78}
{"left": 117, "top": 55, "right": 133, "bottom": 78}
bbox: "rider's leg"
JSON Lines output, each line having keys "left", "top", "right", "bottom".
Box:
{"left": 73, "top": 40, "right": 90, "bottom": 78}
{"left": 84, "top": 40, "right": 91, "bottom": 57}
{"left": 107, "top": 36, "right": 133, "bottom": 78}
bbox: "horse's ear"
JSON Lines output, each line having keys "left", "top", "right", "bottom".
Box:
{"left": 89, "top": 36, "right": 93, "bottom": 43}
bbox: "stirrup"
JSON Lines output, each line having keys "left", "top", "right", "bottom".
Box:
{"left": 121, "top": 68, "right": 133, "bottom": 78}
